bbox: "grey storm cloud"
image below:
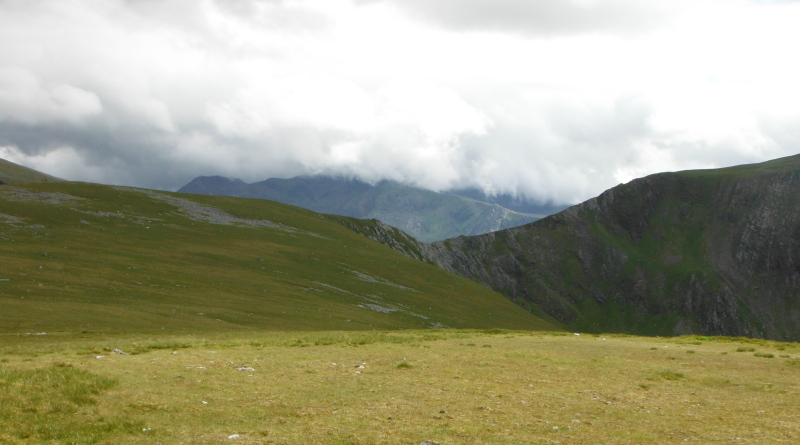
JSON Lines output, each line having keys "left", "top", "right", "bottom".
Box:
{"left": 0, "top": 0, "right": 797, "bottom": 205}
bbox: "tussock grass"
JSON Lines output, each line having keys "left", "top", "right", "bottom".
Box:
{"left": 2, "top": 330, "right": 800, "bottom": 444}
{"left": 0, "top": 363, "right": 141, "bottom": 443}
{"left": 649, "top": 370, "right": 685, "bottom": 381}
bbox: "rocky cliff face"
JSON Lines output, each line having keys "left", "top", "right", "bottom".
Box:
{"left": 372, "top": 155, "right": 800, "bottom": 340}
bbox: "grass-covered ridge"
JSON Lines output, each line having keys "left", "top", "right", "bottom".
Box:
{"left": 0, "top": 159, "right": 62, "bottom": 184}
{"left": 0, "top": 180, "right": 554, "bottom": 334}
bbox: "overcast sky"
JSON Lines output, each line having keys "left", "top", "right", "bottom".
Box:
{"left": 1, "top": 0, "right": 799, "bottom": 204}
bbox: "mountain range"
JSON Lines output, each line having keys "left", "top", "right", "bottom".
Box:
{"left": 178, "top": 175, "right": 559, "bottom": 242}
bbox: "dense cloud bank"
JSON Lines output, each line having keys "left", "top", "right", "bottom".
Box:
{"left": 1, "top": 0, "right": 798, "bottom": 204}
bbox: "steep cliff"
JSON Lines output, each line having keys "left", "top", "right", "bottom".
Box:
{"left": 392, "top": 155, "right": 800, "bottom": 339}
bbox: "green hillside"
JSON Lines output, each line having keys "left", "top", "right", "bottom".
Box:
{"left": 0, "top": 180, "right": 556, "bottom": 334}
{"left": 0, "top": 159, "right": 61, "bottom": 184}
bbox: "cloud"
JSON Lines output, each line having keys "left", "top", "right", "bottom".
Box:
{"left": 0, "top": 67, "right": 102, "bottom": 124}
{"left": 357, "top": 0, "right": 680, "bottom": 36}
{"left": 0, "top": 0, "right": 798, "bottom": 205}
{"left": 202, "top": 78, "right": 491, "bottom": 190}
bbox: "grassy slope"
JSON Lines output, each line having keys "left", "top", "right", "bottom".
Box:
{"left": 0, "top": 180, "right": 555, "bottom": 334}
{"left": 0, "top": 159, "right": 62, "bottom": 184}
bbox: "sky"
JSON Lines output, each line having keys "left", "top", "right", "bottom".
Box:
{"left": 1, "top": 0, "right": 799, "bottom": 205}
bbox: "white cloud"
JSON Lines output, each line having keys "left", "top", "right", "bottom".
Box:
{"left": 0, "top": 67, "right": 102, "bottom": 124}
{"left": 0, "top": 0, "right": 798, "bottom": 204}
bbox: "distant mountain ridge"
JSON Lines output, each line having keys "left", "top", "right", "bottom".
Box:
{"left": 446, "top": 187, "right": 567, "bottom": 215}
{"left": 178, "top": 175, "right": 547, "bottom": 242}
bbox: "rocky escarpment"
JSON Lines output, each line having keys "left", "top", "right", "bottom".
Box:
{"left": 379, "top": 155, "right": 800, "bottom": 340}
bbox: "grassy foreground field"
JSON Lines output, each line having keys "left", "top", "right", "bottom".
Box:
{"left": 2, "top": 330, "right": 800, "bottom": 444}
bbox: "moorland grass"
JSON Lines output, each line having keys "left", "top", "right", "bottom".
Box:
{"left": 0, "top": 181, "right": 555, "bottom": 335}
{"left": 2, "top": 330, "right": 800, "bottom": 444}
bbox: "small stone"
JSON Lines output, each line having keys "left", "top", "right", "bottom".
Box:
{"left": 228, "top": 434, "right": 239, "bottom": 439}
